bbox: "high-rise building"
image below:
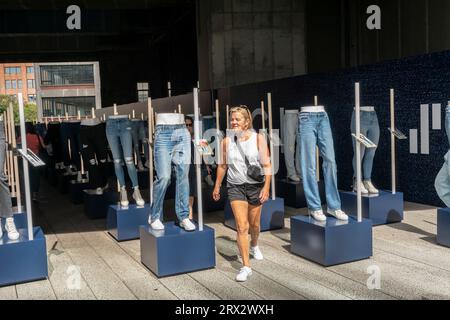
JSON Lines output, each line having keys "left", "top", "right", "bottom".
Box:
{"left": 0, "top": 63, "right": 36, "bottom": 103}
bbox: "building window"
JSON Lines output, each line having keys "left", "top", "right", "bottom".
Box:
{"left": 5, "top": 67, "right": 21, "bottom": 74}
{"left": 11, "top": 80, "right": 16, "bottom": 89}
{"left": 5, "top": 80, "right": 11, "bottom": 89}
{"left": 40, "top": 65, "right": 94, "bottom": 86}
{"left": 28, "top": 94, "right": 36, "bottom": 103}
{"left": 41, "top": 96, "right": 95, "bottom": 117}
{"left": 18, "top": 80, "right": 22, "bottom": 89}
{"left": 27, "top": 79, "right": 35, "bottom": 89}
{"left": 16, "top": 67, "right": 21, "bottom": 74}
{"left": 137, "top": 82, "right": 149, "bottom": 102}
{"left": 26, "top": 66, "right": 34, "bottom": 74}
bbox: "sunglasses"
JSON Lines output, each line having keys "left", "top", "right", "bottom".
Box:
{"left": 185, "top": 123, "right": 193, "bottom": 127}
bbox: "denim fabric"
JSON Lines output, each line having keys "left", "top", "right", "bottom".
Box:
{"left": 435, "top": 150, "right": 450, "bottom": 207}
{"left": 139, "top": 121, "right": 150, "bottom": 163}
{"left": 445, "top": 106, "right": 450, "bottom": 147}
{"left": 284, "top": 111, "right": 301, "bottom": 178}
{"left": 0, "top": 121, "right": 13, "bottom": 218}
{"left": 151, "top": 124, "right": 190, "bottom": 222}
{"left": 80, "top": 123, "right": 109, "bottom": 188}
{"left": 106, "top": 118, "right": 139, "bottom": 188}
{"left": 60, "top": 122, "right": 82, "bottom": 170}
{"left": 298, "top": 112, "right": 341, "bottom": 211}
{"left": 131, "top": 120, "right": 145, "bottom": 165}
{"left": 351, "top": 110, "right": 380, "bottom": 180}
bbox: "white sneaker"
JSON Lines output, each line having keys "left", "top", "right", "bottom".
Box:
{"left": 132, "top": 188, "right": 145, "bottom": 207}
{"left": 363, "top": 181, "right": 379, "bottom": 194}
{"left": 327, "top": 209, "right": 349, "bottom": 221}
{"left": 5, "top": 218, "right": 19, "bottom": 240}
{"left": 236, "top": 266, "right": 252, "bottom": 282}
{"left": 180, "top": 218, "right": 196, "bottom": 232}
{"left": 288, "top": 175, "right": 301, "bottom": 182}
{"left": 250, "top": 246, "right": 264, "bottom": 260}
{"left": 353, "top": 180, "right": 369, "bottom": 194}
{"left": 120, "top": 187, "right": 129, "bottom": 208}
{"left": 150, "top": 219, "right": 165, "bottom": 230}
{"left": 95, "top": 187, "right": 103, "bottom": 195}
{"left": 309, "top": 209, "right": 327, "bottom": 222}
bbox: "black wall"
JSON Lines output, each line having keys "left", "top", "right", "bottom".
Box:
{"left": 218, "top": 50, "right": 450, "bottom": 207}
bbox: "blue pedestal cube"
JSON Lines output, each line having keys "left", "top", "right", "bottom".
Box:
{"left": 107, "top": 204, "right": 150, "bottom": 241}
{"left": 69, "top": 180, "right": 91, "bottom": 205}
{"left": 224, "top": 198, "right": 285, "bottom": 231}
{"left": 11, "top": 212, "right": 28, "bottom": 230}
{"left": 83, "top": 190, "right": 119, "bottom": 219}
{"left": 437, "top": 208, "right": 450, "bottom": 248}
{"left": 140, "top": 222, "right": 216, "bottom": 277}
{"left": 276, "top": 179, "right": 325, "bottom": 208}
{"left": 290, "top": 215, "right": 372, "bottom": 266}
{"left": 340, "top": 190, "right": 403, "bottom": 226}
{"left": 0, "top": 227, "right": 48, "bottom": 287}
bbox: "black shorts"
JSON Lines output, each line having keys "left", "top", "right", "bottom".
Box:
{"left": 227, "top": 182, "right": 264, "bottom": 206}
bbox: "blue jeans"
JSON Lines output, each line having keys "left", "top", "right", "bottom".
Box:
{"left": 435, "top": 150, "right": 450, "bottom": 207}
{"left": 0, "top": 121, "right": 12, "bottom": 218}
{"left": 106, "top": 118, "right": 139, "bottom": 188}
{"left": 445, "top": 106, "right": 450, "bottom": 147}
{"left": 131, "top": 120, "right": 148, "bottom": 165}
{"left": 298, "top": 112, "right": 341, "bottom": 211}
{"left": 351, "top": 110, "right": 380, "bottom": 180}
{"left": 151, "top": 125, "right": 191, "bottom": 222}
{"left": 284, "top": 111, "right": 301, "bottom": 178}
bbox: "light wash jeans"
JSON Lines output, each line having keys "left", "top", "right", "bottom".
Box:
{"left": 298, "top": 112, "right": 341, "bottom": 211}
{"left": 435, "top": 150, "right": 450, "bottom": 207}
{"left": 284, "top": 111, "right": 301, "bottom": 179}
{"left": 0, "top": 121, "right": 13, "bottom": 218}
{"left": 445, "top": 106, "right": 450, "bottom": 147}
{"left": 351, "top": 110, "right": 380, "bottom": 180}
{"left": 106, "top": 118, "right": 139, "bottom": 188}
{"left": 151, "top": 124, "right": 191, "bottom": 222}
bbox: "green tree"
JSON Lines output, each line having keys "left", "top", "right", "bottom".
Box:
{"left": 0, "top": 94, "right": 37, "bottom": 123}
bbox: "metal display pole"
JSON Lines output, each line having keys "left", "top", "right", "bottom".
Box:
{"left": 215, "top": 99, "right": 221, "bottom": 165}
{"left": 193, "top": 88, "right": 204, "bottom": 231}
{"left": 390, "top": 89, "right": 396, "bottom": 195}
{"left": 18, "top": 93, "right": 34, "bottom": 240}
{"left": 226, "top": 105, "right": 230, "bottom": 130}
{"left": 267, "top": 93, "right": 276, "bottom": 201}
{"left": 148, "top": 98, "right": 154, "bottom": 205}
{"left": 355, "top": 83, "right": 362, "bottom": 223}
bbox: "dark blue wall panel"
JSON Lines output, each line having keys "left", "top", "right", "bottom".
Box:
{"left": 218, "top": 51, "right": 450, "bottom": 207}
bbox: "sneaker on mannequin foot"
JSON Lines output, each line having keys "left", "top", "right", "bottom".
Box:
{"left": 5, "top": 218, "right": 19, "bottom": 240}
{"left": 120, "top": 187, "right": 129, "bottom": 208}
{"left": 363, "top": 181, "right": 379, "bottom": 194}
{"left": 327, "top": 209, "right": 349, "bottom": 221}
{"left": 309, "top": 209, "right": 327, "bottom": 222}
{"left": 132, "top": 188, "right": 145, "bottom": 207}
{"left": 250, "top": 246, "right": 264, "bottom": 260}
{"left": 180, "top": 218, "right": 196, "bottom": 232}
{"left": 236, "top": 266, "right": 252, "bottom": 282}
{"left": 150, "top": 219, "right": 165, "bottom": 230}
{"left": 96, "top": 187, "right": 103, "bottom": 195}
{"left": 353, "top": 180, "right": 369, "bottom": 194}
{"left": 288, "top": 175, "right": 301, "bottom": 182}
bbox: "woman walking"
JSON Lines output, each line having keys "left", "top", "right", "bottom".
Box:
{"left": 213, "top": 105, "right": 272, "bottom": 282}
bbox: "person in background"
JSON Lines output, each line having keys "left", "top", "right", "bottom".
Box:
{"left": 213, "top": 105, "right": 272, "bottom": 282}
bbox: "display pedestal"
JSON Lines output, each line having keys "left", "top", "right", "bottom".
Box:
{"left": 137, "top": 170, "right": 150, "bottom": 190}
{"left": 276, "top": 179, "right": 325, "bottom": 208}
{"left": 11, "top": 211, "right": 28, "bottom": 230}
{"left": 340, "top": 190, "right": 403, "bottom": 226}
{"left": 107, "top": 204, "right": 150, "bottom": 241}
{"left": 290, "top": 215, "right": 372, "bottom": 266}
{"left": 224, "top": 198, "right": 285, "bottom": 231}
{"left": 140, "top": 222, "right": 216, "bottom": 277}
{"left": 0, "top": 227, "right": 48, "bottom": 286}
{"left": 437, "top": 208, "right": 450, "bottom": 248}
{"left": 83, "top": 190, "right": 118, "bottom": 219}
{"left": 69, "top": 179, "right": 91, "bottom": 205}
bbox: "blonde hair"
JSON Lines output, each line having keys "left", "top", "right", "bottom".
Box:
{"left": 230, "top": 105, "right": 253, "bottom": 129}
